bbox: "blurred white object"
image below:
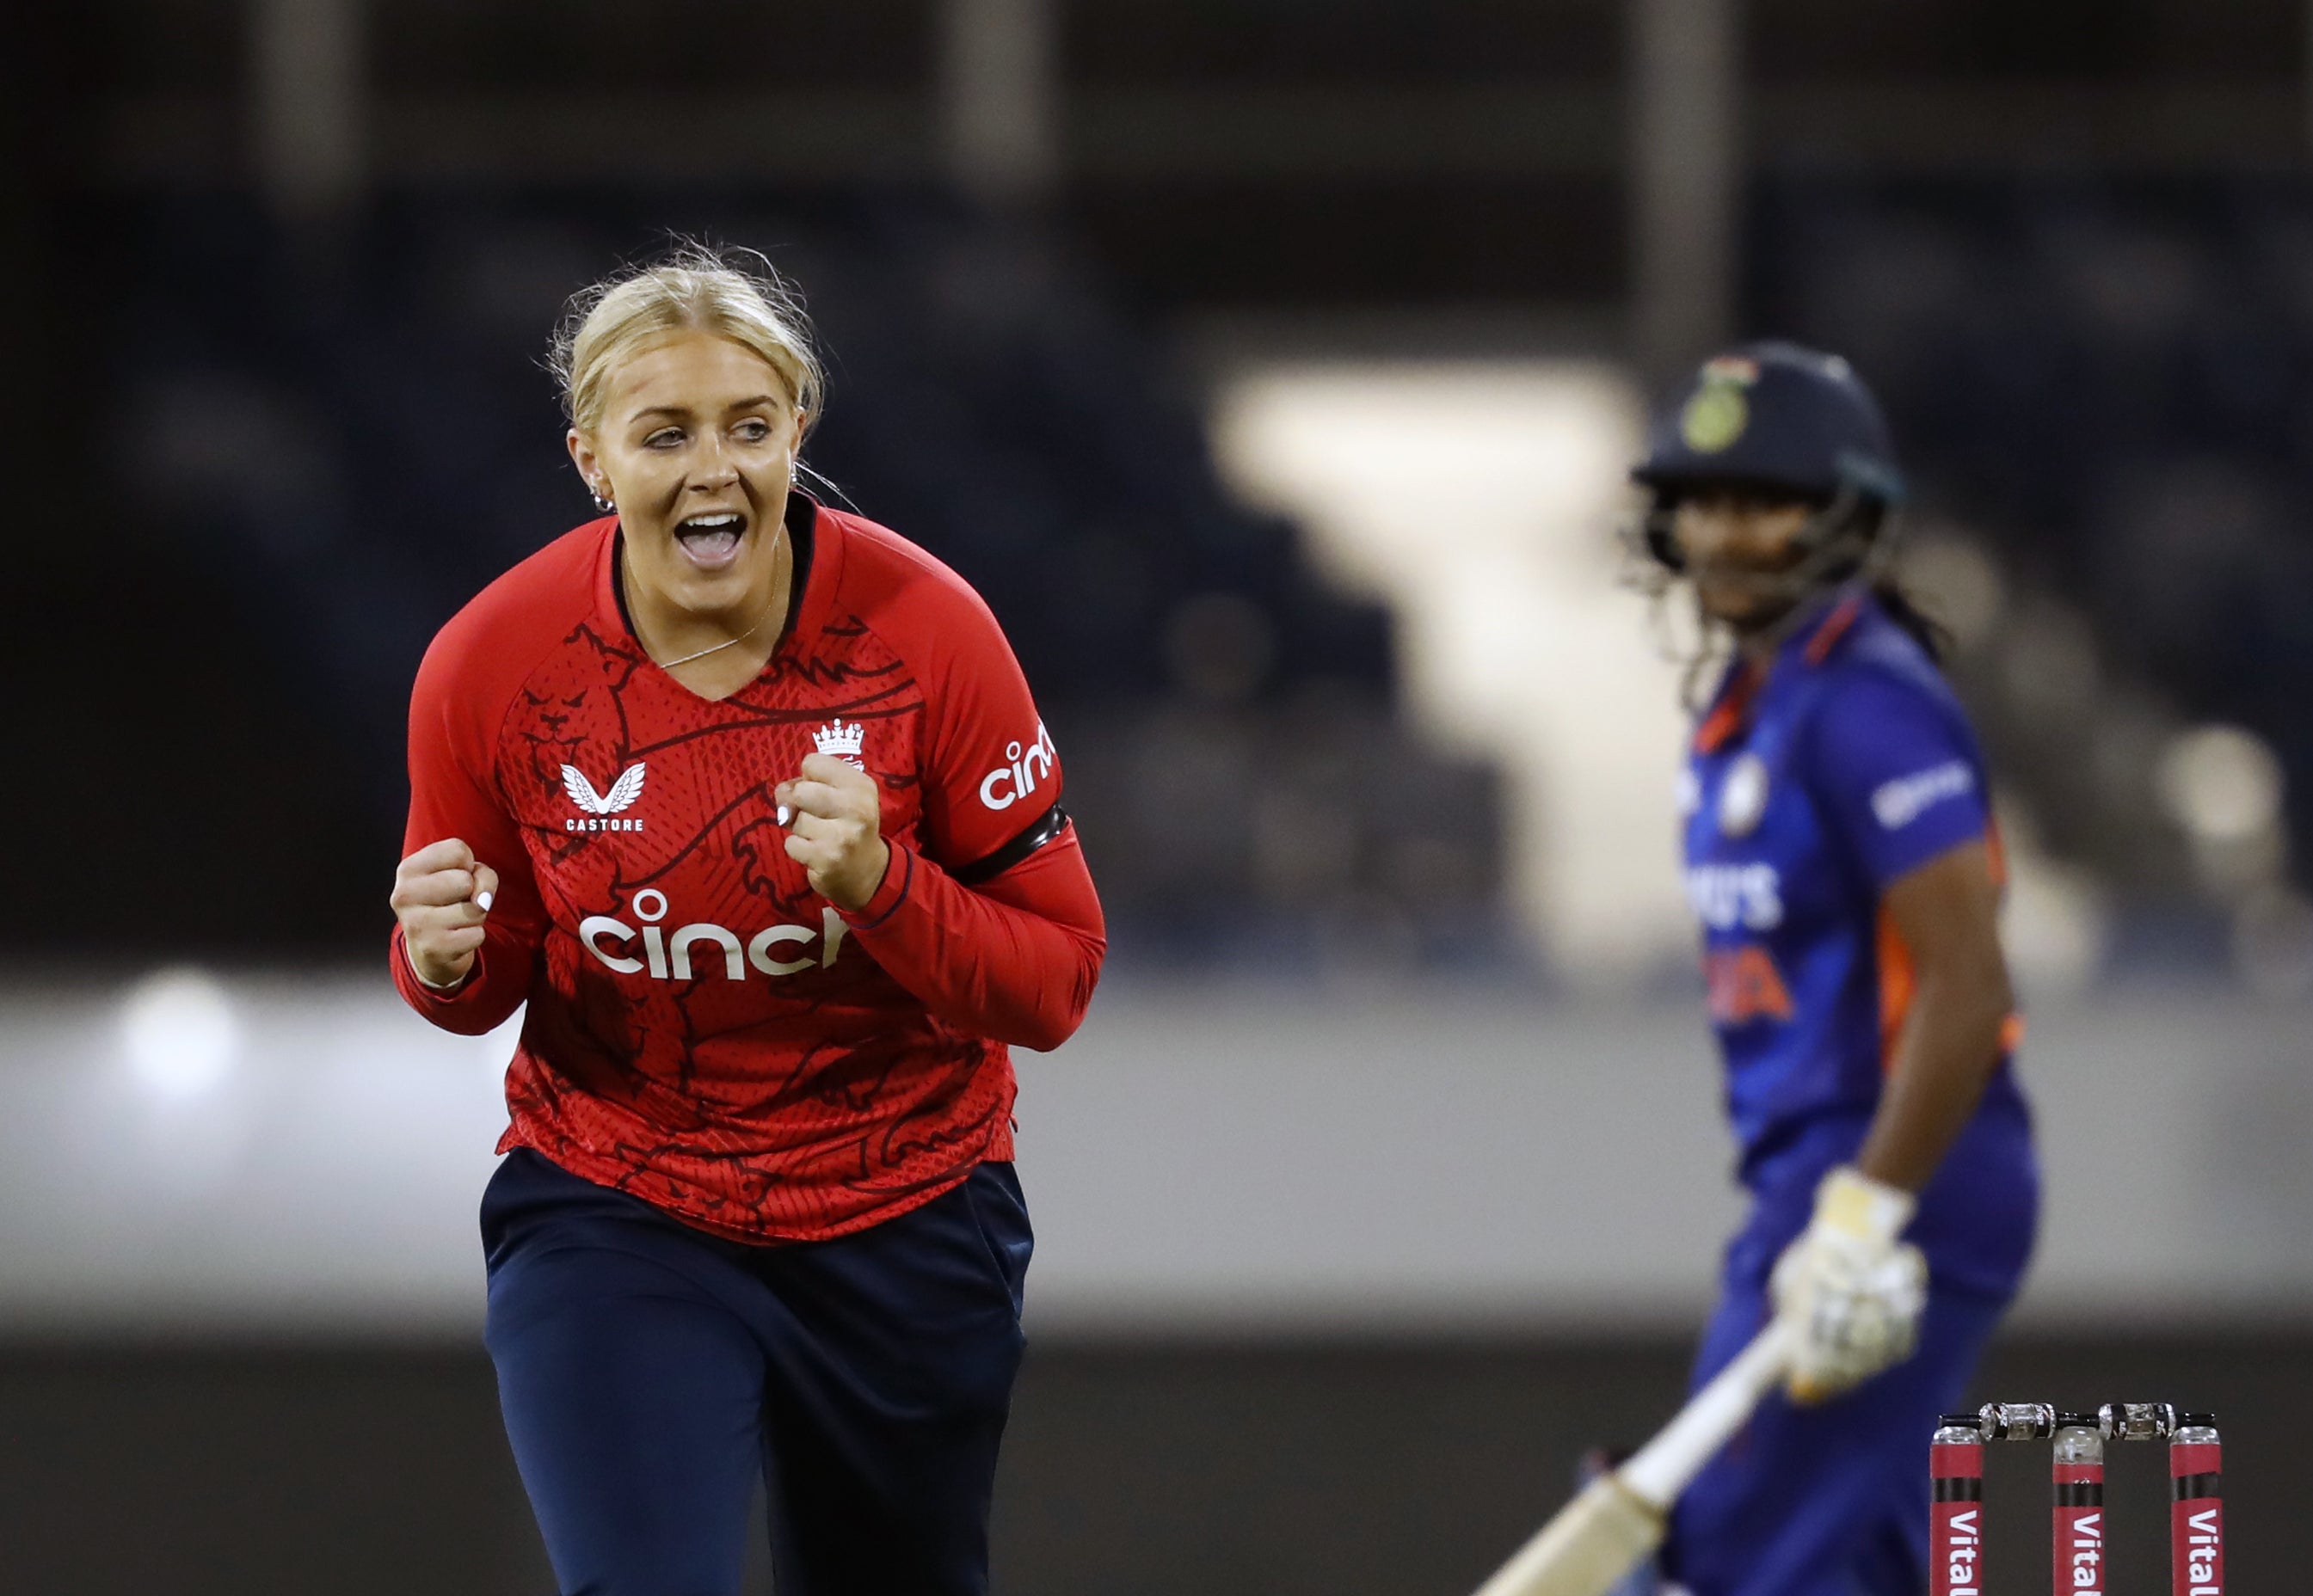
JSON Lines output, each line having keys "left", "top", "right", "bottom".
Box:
{"left": 1994, "top": 801, "right": 2110, "bottom": 998}
{"left": 120, "top": 967, "right": 241, "bottom": 1101}
{"left": 2158, "top": 724, "right": 2285, "bottom": 846}
{"left": 2157, "top": 722, "right": 2291, "bottom": 901}
{"left": 1211, "top": 359, "right": 1690, "bottom": 985}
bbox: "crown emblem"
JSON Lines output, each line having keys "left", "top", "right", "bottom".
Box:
{"left": 813, "top": 718, "right": 867, "bottom": 767}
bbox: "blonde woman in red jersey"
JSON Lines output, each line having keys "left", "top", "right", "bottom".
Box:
{"left": 387, "top": 244, "right": 1104, "bottom": 1596}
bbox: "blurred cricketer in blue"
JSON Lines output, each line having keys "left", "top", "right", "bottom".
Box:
{"left": 1626, "top": 341, "right": 2039, "bottom": 1596}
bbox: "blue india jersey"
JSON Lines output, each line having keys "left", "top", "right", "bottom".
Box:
{"left": 1681, "top": 589, "right": 2031, "bottom": 1184}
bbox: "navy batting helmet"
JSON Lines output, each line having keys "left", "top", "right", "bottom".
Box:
{"left": 1632, "top": 341, "right": 1904, "bottom": 573}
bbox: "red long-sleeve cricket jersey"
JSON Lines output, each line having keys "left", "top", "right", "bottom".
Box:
{"left": 392, "top": 497, "right": 1105, "bottom": 1243}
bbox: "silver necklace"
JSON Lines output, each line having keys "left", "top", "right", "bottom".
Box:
{"left": 641, "top": 536, "right": 790, "bottom": 671}
{"left": 656, "top": 604, "right": 779, "bottom": 669}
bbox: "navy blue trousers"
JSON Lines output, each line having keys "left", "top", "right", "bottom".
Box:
{"left": 481, "top": 1149, "right": 1032, "bottom": 1596}
{"left": 1667, "top": 1111, "right": 2037, "bottom": 1596}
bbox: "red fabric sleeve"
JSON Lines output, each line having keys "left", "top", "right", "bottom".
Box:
{"left": 836, "top": 543, "right": 1106, "bottom": 1047}
{"left": 894, "top": 572, "right": 1063, "bottom": 875}
{"left": 842, "top": 826, "right": 1105, "bottom": 1051}
{"left": 390, "top": 618, "right": 551, "bottom": 1035}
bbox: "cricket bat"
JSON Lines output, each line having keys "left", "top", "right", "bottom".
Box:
{"left": 1471, "top": 1316, "right": 1799, "bottom": 1596}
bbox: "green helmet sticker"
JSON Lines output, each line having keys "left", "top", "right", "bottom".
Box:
{"left": 1681, "top": 382, "right": 1749, "bottom": 453}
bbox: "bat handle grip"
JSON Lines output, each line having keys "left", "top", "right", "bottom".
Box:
{"left": 1618, "top": 1317, "right": 1799, "bottom": 1509}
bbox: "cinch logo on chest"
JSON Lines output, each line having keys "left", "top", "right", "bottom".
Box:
{"left": 579, "top": 888, "right": 849, "bottom": 981}
{"left": 563, "top": 762, "right": 647, "bottom": 832}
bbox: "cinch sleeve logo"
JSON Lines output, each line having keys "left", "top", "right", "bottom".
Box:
{"left": 979, "top": 721, "right": 1057, "bottom": 812}
{"left": 1870, "top": 761, "right": 1974, "bottom": 830}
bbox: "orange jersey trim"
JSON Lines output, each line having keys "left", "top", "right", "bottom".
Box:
{"left": 1875, "top": 820, "right": 2021, "bottom": 1071}
{"left": 1695, "top": 658, "right": 1769, "bottom": 754}
{"left": 1803, "top": 592, "right": 1864, "bottom": 666}
{"left": 1692, "top": 593, "right": 1863, "bottom": 755}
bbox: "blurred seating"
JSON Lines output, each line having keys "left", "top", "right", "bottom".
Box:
{"left": 112, "top": 187, "right": 1503, "bottom": 966}
{"left": 1754, "top": 172, "right": 2313, "bottom": 877}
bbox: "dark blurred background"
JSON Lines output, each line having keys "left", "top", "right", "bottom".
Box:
{"left": 5, "top": 2, "right": 2311, "bottom": 1591}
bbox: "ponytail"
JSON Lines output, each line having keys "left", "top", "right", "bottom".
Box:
{"left": 1872, "top": 580, "right": 1950, "bottom": 666}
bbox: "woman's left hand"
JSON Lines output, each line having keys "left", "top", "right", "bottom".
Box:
{"left": 777, "top": 753, "right": 891, "bottom": 912}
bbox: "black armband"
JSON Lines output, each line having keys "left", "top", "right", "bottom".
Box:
{"left": 951, "top": 803, "right": 1070, "bottom": 887}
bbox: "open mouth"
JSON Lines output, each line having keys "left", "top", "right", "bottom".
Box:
{"left": 674, "top": 511, "right": 747, "bottom": 569}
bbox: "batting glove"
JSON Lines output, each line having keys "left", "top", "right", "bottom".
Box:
{"left": 1769, "top": 1165, "right": 1928, "bottom": 1404}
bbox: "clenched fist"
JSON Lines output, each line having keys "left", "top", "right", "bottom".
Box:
{"left": 775, "top": 753, "right": 890, "bottom": 912}
{"left": 391, "top": 838, "right": 499, "bottom": 991}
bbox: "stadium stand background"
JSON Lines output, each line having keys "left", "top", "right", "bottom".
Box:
{"left": 77, "top": 188, "right": 1501, "bottom": 968}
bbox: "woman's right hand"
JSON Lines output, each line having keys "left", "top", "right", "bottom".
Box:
{"left": 391, "top": 838, "right": 499, "bottom": 991}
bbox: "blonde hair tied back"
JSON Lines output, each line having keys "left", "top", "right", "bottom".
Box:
{"left": 550, "top": 239, "right": 826, "bottom": 441}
